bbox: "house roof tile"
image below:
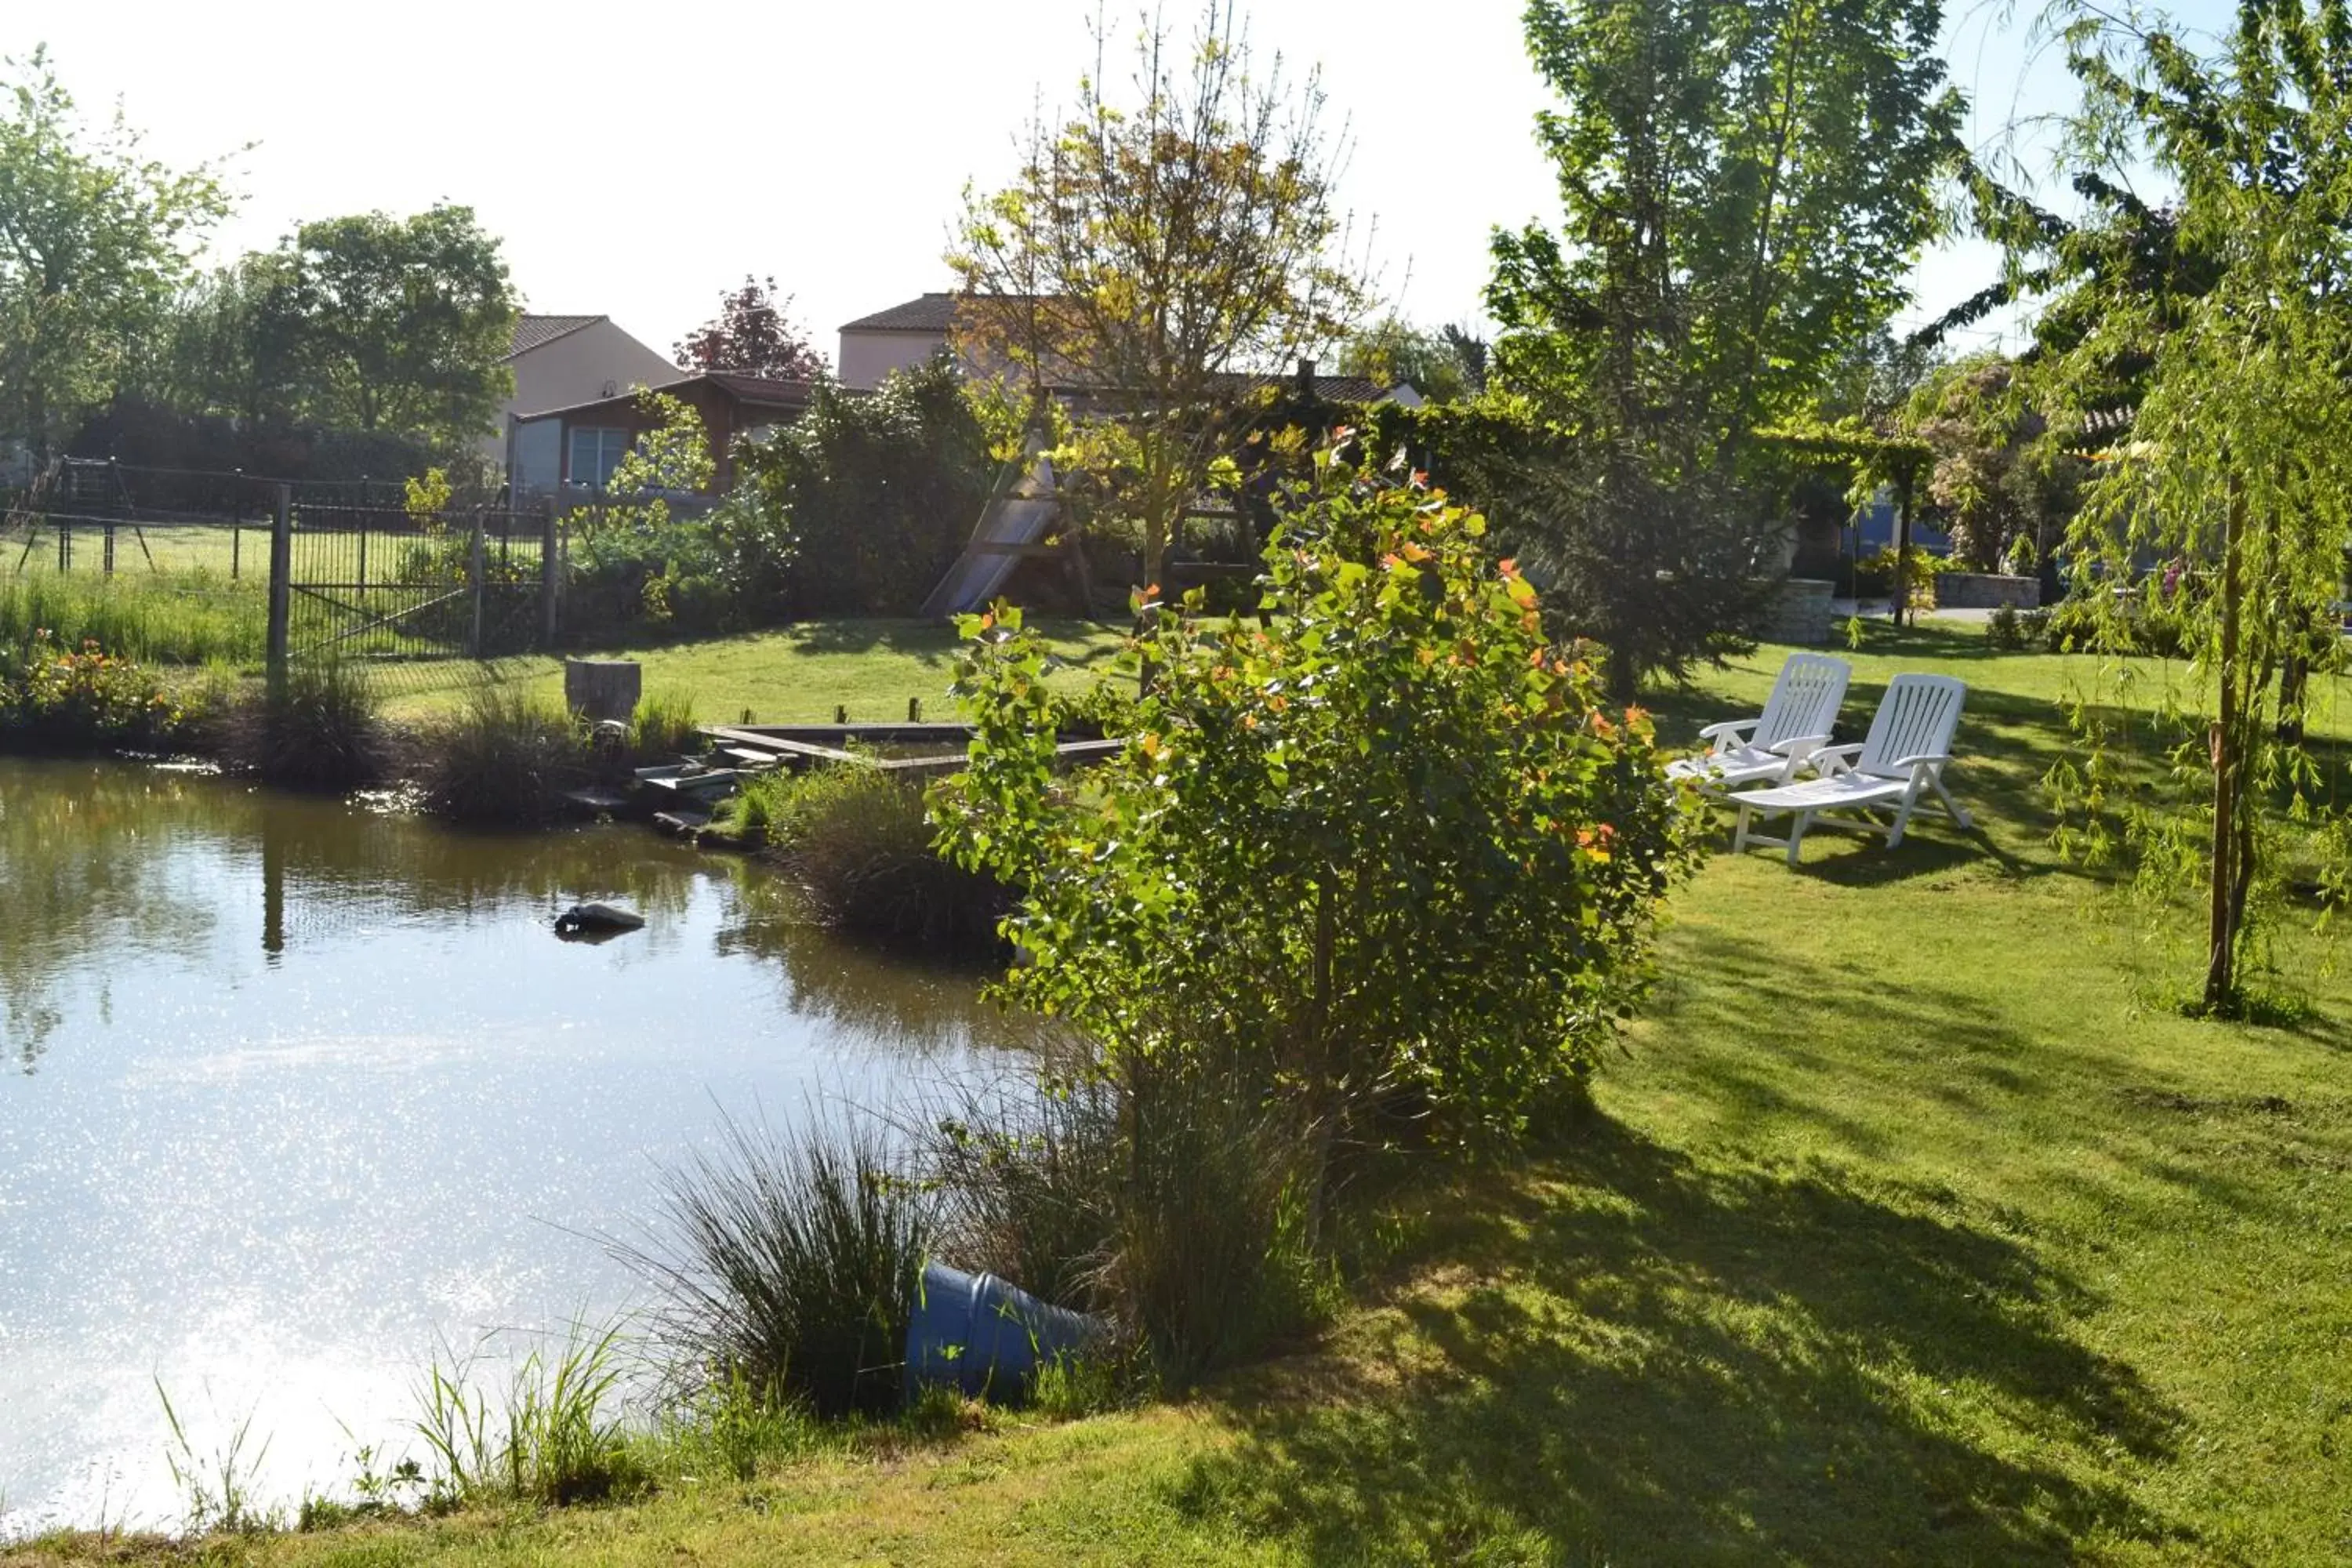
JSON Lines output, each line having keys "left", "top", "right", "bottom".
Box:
{"left": 506, "top": 314, "right": 605, "bottom": 358}
{"left": 840, "top": 294, "right": 960, "bottom": 333}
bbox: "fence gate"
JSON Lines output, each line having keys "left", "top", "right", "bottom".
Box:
{"left": 270, "top": 495, "right": 560, "bottom": 675}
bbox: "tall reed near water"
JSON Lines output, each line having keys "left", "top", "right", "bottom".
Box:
{"left": 223, "top": 659, "right": 388, "bottom": 789}
{"left": 415, "top": 683, "right": 586, "bottom": 824}
{"left": 619, "top": 1112, "right": 935, "bottom": 1421}
{"left": 410, "top": 1321, "right": 640, "bottom": 1506}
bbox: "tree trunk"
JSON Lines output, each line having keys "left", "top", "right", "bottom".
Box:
{"left": 2206, "top": 477, "right": 2247, "bottom": 1012}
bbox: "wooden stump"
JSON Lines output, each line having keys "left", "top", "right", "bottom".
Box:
{"left": 564, "top": 659, "right": 642, "bottom": 724}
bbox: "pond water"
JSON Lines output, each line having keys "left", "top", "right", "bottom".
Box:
{"left": 0, "top": 757, "right": 1022, "bottom": 1535}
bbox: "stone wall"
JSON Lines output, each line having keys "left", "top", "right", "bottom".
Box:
{"left": 1764, "top": 578, "right": 1837, "bottom": 644}
{"left": 1934, "top": 572, "right": 2041, "bottom": 610}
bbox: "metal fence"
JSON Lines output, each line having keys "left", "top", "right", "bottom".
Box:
{"left": 2, "top": 459, "right": 569, "bottom": 681}
{"left": 282, "top": 502, "right": 556, "bottom": 664}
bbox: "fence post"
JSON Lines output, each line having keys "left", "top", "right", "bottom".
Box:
{"left": 467, "top": 508, "right": 486, "bottom": 659}
{"left": 539, "top": 495, "right": 561, "bottom": 648}
{"left": 267, "top": 482, "right": 292, "bottom": 699}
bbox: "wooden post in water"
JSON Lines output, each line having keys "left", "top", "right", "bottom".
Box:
{"left": 267, "top": 483, "right": 292, "bottom": 700}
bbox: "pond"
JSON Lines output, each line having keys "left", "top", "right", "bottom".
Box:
{"left": 0, "top": 757, "right": 1023, "bottom": 1536}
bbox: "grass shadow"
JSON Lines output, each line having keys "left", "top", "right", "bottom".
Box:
{"left": 1174, "top": 1110, "right": 2190, "bottom": 1565}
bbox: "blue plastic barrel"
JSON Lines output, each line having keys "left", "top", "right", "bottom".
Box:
{"left": 902, "top": 1260, "right": 1102, "bottom": 1403}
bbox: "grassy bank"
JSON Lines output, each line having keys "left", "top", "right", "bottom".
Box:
{"left": 16, "top": 624, "right": 2352, "bottom": 1563}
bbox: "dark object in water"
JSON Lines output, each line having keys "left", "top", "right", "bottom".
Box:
{"left": 555, "top": 902, "right": 645, "bottom": 939}
{"left": 903, "top": 1260, "right": 1105, "bottom": 1404}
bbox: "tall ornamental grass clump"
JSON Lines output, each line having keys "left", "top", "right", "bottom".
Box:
{"left": 937, "top": 447, "right": 1700, "bottom": 1377}
{"left": 416, "top": 684, "right": 585, "bottom": 824}
{"left": 619, "top": 1114, "right": 933, "bottom": 1420}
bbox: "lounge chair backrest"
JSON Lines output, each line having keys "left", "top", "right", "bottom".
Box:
{"left": 1754, "top": 654, "right": 1852, "bottom": 751}
{"left": 1857, "top": 674, "right": 1967, "bottom": 779}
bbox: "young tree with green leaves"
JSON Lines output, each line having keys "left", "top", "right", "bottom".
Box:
{"left": 1487, "top": 0, "right": 1964, "bottom": 695}
{"left": 940, "top": 450, "right": 1700, "bottom": 1191}
{"left": 949, "top": 2, "right": 1369, "bottom": 593}
{"left": 0, "top": 47, "right": 230, "bottom": 457}
{"left": 2045, "top": 0, "right": 2352, "bottom": 1015}
{"left": 257, "top": 205, "right": 518, "bottom": 450}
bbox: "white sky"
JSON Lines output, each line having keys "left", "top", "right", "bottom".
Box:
{"left": 22, "top": 0, "right": 2235, "bottom": 368}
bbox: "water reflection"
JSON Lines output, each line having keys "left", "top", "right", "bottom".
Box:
{"left": 0, "top": 756, "right": 1017, "bottom": 1534}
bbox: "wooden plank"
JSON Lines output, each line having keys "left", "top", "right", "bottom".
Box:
{"left": 700, "top": 727, "right": 863, "bottom": 767}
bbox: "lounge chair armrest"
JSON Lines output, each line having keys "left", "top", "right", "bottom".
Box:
{"left": 1890, "top": 752, "right": 1953, "bottom": 772}
{"left": 1697, "top": 718, "right": 1756, "bottom": 753}
{"left": 1767, "top": 732, "right": 1832, "bottom": 759}
{"left": 1810, "top": 742, "right": 1864, "bottom": 775}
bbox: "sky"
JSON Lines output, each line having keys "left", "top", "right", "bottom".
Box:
{"left": 20, "top": 0, "right": 2238, "bottom": 369}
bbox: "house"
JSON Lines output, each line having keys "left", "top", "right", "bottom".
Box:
{"left": 837, "top": 293, "right": 969, "bottom": 390}
{"left": 837, "top": 292, "right": 1422, "bottom": 405}
{"left": 506, "top": 372, "right": 824, "bottom": 496}
{"left": 486, "top": 314, "right": 678, "bottom": 471}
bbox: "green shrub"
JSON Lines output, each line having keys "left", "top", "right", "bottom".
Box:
{"left": 945, "top": 460, "right": 1700, "bottom": 1155}
{"left": 733, "top": 764, "right": 1010, "bottom": 954}
{"left": 622, "top": 1113, "right": 934, "bottom": 1420}
{"left": 1986, "top": 604, "right": 2027, "bottom": 650}
{"left": 416, "top": 684, "right": 586, "bottom": 824}
{"left": 724, "top": 356, "right": 994, "bottom": 617}
{"left": 223, "top": 659, "right": 388, "bottom": 789}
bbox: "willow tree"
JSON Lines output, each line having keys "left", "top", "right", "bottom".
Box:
{"left": 2049, "top": 0, "right": 2352, "bottom": 1014}
{"left": 949, "top": 2, "right": 1367, "bottom": 592}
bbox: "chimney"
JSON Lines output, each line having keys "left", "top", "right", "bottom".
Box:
{"left": 1296, "top": 357, "right": 1316, "bottom": 397}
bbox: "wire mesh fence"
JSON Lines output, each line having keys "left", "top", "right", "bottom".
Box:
{"left": 285, "top": 504, "right": 551, "bottom": 662}
{"left": 1, "top": 459, "right": 564, "bottom": 675}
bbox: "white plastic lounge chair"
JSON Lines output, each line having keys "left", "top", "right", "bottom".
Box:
{"left": 1664, "top": 653, "right": 1850, "bottom": 793}
{"left": 1728, "top": 673, "right": 1971, "bottom": 866}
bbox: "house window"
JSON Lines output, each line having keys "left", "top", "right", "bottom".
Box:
{"left": 568, "top": 426, "right": 633, "bottom": 490}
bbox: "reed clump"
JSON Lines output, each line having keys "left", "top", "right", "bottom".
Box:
{"left": 627, "top": 689, "right": 700, "bottom": 761}
{"left": 222, "top": 659, "right": 390, "bottom": 790}
{"left": 619, "top": 1112, "right": 935, "bottom": 1421}
{"left": 414, "top": 683, "right": 586, "bottom": 825}
{"left": 728, "top": 764, "right": 1009, "bottom": 954}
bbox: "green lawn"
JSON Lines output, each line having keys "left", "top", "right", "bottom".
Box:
{"left": 19, "top": 622, "right": 2352, "bottom": 1566}
{"left": 363, "top": 618, "right": 1132, "bottom": 724}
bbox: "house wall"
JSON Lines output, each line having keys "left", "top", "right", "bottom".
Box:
{"left": 482, "top": 320, "right": 679, "bottom": 469}
{"left": 839, "top": 328, "right": 949, "bottom": 391}
{"left": 511, "top": 382, "right": 804, "bottom": 495}
{"left": 511, "top": 418, "right": 562, "bottom": 494}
